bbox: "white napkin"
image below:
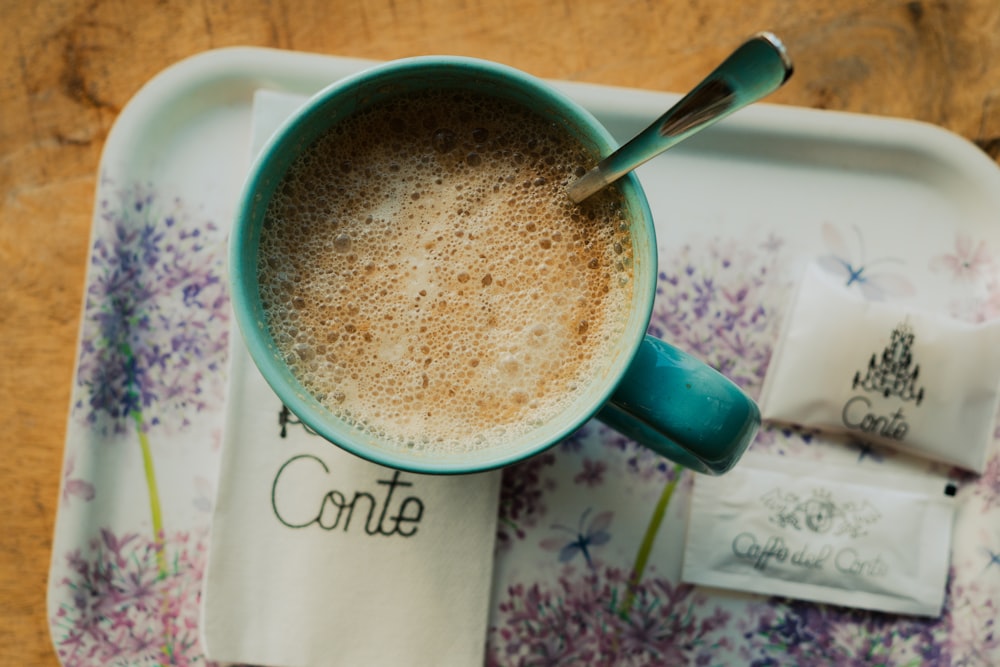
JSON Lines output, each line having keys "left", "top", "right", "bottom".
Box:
{"left": 200, "top": 90, "right": 502, "bottom": 667}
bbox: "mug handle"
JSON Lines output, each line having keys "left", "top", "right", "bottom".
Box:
{"left": 596, "top": 335, "right": 760, "bottom": 475}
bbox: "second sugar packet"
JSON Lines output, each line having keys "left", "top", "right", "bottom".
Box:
{"left": 759, "top": 262, "right": 1000, "bottom": 473}
{"left": 681, "top": 452, "right": 956, "bottom": 617}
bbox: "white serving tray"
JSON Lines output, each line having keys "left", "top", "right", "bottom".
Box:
{"left": 49, "top": 47, "right": 1000, "bottom": 666}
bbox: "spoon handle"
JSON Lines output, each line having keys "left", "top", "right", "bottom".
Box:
{"left": 568, "top": 32, "right": 793, "bottom": 203}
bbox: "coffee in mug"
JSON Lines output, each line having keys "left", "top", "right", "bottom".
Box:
{"left": 230, "top": 56, "right": 760, "bottom": 474}
{"left": 257, "top": 89, "right": 633, "bottom": 455}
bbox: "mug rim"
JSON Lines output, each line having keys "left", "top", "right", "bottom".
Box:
{"left": 230, "top": 55, "right": 657, "bottom": 473}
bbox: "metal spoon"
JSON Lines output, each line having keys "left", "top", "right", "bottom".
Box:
{"left": 567, "top": 32, "right": 794, "bottom": 203}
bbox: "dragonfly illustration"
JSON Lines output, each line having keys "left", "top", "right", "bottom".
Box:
{"left": 540, "top": 508, "right": 613, "bottom": 568}
{"left": 983, "top": 546, "right": 1000, "bottom": 573}
{"left": 817, "top": 222, "right": 915, "bottom": 301}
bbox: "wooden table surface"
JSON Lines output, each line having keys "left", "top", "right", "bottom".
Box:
{"left": 2, "top": 1, "right": 999, "bottom": 664}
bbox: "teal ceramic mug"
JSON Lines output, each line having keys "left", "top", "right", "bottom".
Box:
{"left": 229, "top": 56, "right": 759, "bottom": 475}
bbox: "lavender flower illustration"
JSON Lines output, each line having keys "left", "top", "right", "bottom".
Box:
{"left": 487, "top": 564, "right": 731, "bottom": 665}
{"left": 946, "top": 573, "right": 1000, "bottom": 665}
{"left": 649, "top": 236, "right": 783, "bottom": 394}
{"left": 59, "top": 183, "right": 229, "bottom": 663}
{"left": 741, "top": 598, "right": 947, "bottom": 666}
{"left": 973, "top": 454, "right": 1000, "bottom": 511}
{"left": 51, "top": 528, "right": 211, "bottom": 666}
{"left": 498, "top": 451, "right": 558, "bottom": 547}
{"left": 73, "top": 182, "right": 228, "bottom": 573}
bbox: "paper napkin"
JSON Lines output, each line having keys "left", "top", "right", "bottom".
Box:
{"left": 199, "top": 90, "right": 502, "bottom": 667}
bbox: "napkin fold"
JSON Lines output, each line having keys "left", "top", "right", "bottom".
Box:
{"left": 199, "top": 90, "right": 501, "bottom": 667}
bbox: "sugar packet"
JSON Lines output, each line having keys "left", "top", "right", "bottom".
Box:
{"left": 758, "top": 262, "right": 1000, "bottom": 472}
{"left": 681, "top": 451, "right": 956, "bottom": 617}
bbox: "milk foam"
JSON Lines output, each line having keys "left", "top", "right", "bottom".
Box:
{"left": 258, "top": 90, "right": 634, "bottom": 453}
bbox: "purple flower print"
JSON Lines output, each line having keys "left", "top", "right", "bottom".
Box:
{"left": 649, "top": 237, "right": 782, "bottom": 396}
{"left": 60, "top": 182, "right": 228, "bottom": 666}
{"left": 741, "top": 598, "right": 948, "bottom": 666}
{"left": 947, "top": 564, "right": 1000, "bottom": 664}
{"left": 498, "top": 451, "right": 558, "bottom": 547}
{"left": 930, "top": 234, "right": 993, "bottom": 283}
{"left": 487, "top": 565, "right": 730, "bottom": 666}
{"left": 559, "top": 424, "right": 591, "bottom": 454}
{"left": 970, "top": 453, "right": 1000, "bottom": 511}
{"left": 51, "top": 528, "right": 213, "bottom": 667}
{"left": 73, "top": 182, "right": 228, "bottom": 576}
{"left": 76, "top": 183, "right": 229, "bottom": 437}
{"left": 573, "top": 459, "right": 606, "bottom": 487}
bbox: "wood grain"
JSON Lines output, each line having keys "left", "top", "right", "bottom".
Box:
{"left": 2, "top": 0, "right": 999, "bottom": 664}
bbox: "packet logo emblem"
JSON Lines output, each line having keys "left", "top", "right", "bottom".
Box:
{"left": 840, "top": 321, "right": 927, "bottom": 442}
{"left": 852, "top": 321, "right": 925, "bottom": 405}
{"left": 760, "top": 487, "right": 881, "bottom": 538}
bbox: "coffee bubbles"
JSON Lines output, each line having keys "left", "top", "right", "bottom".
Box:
{"left": 258, "top": 90, "right": 633, "bottom": 454}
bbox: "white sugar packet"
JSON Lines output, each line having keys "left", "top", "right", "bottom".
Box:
{"left": 681, "top": 451, "right": 956, "bottom": 617}
{"left": 759, "top": 262, "right": 1000, "bottom": 472}
{"left": 199, "top": 90, "right": 501, "bottom": 667}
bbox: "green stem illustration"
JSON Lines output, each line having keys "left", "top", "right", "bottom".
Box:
{"left": 620, "top": 463, "right": 685, "bottom": 616}
{"left": 122, "top": 343, "right": 168, "bottom": 579}
{"left": 123, "top": 343, "right": 174, "bottom": 665}
{"left": 130, "top": 407, "right": 168, "bottom": 578}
